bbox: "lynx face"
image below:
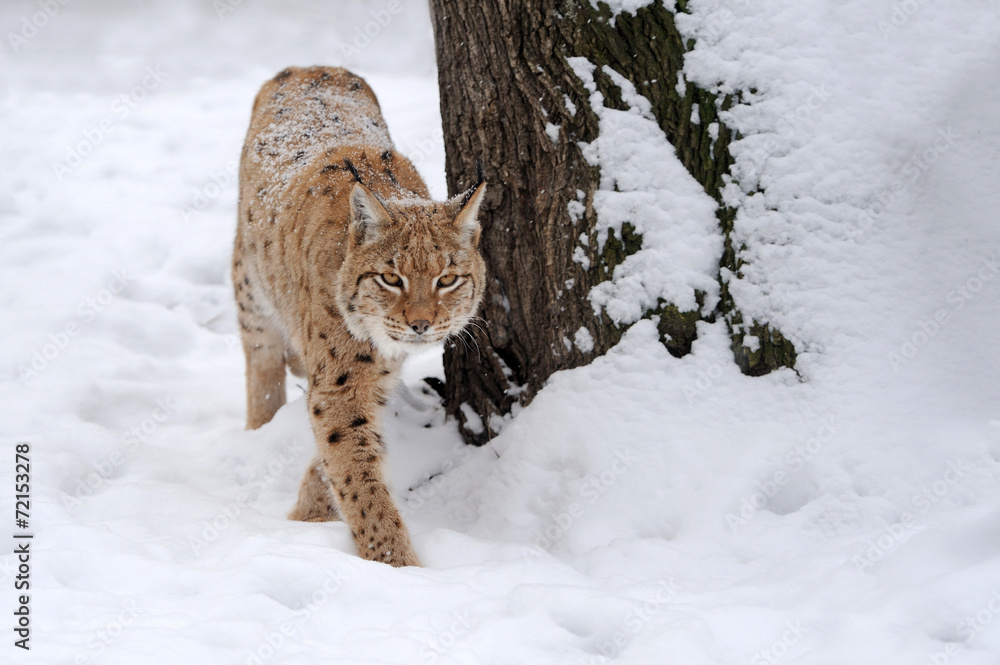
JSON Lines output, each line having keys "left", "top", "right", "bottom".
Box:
{"left": 336, "top": 183, "right": 487, "bottom": 358}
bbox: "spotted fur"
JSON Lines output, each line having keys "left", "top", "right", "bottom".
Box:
{"left": 233, "top": 67, "right": 486, "bottom": 567}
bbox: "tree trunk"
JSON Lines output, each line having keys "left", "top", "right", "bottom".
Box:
{"left": 429, "top": 0, "right": 796, "bottom": 444}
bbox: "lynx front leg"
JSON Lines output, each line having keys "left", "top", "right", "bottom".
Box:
{"left": 322, "top": 443, "right": 420, "bottom": 567}
{"left": 304, "top": 351, "right": 419, "bottom": 567}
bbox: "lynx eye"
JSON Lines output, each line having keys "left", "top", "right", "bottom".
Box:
{"left": 437, "top": 274, "right": 458, "bottom": 288}
{"left": 380, "top": 272, "right": 402, "bottom": 287}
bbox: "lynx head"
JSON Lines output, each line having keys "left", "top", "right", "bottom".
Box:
{"left": 336, "top": 181, "right": 487, "bottom": 358}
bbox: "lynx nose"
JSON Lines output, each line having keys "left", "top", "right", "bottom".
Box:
{"left": 409, "top": 319, "right": 431, "bottom": 335}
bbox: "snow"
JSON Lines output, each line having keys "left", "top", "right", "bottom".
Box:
{"left": 2, "top": 0, "right": 1000, "bottom": 663}
{"left": 544, "top": 122, "right": 561, "bottom": 146}
{"left": 589, "top": 0, "right": 657, "bottom": 21}
{"left": 568, "top": 56, "right": 722, "bottom": 322}
{"left": 246, "top": 71, "right": 396, "bottom": 209}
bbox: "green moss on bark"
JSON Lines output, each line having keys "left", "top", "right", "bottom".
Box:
{"left": 654, "top": 297, "right": 703, "bottom": 358}
{"left": 573, "top": 0, "right": 796, "bottom": 375}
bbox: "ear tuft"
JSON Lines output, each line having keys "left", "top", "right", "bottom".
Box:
{"left": 451, "top": 182, "right": 486, "bottom": 246}
{"left": 350, "top": 184, "right": 392, "bottom": 244}
{"left": 474, "top": 157, "right": 485, "bottom": 189}
{"left": 343, "top": 157, "right": 364, "bottom": 184}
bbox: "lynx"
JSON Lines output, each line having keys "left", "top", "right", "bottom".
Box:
{"left": 233, "top": 67, "right": 486, "bottom": 567}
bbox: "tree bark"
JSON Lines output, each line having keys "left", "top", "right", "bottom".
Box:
{"left": 429, "top": 0, "right": 796, "bottom": 444}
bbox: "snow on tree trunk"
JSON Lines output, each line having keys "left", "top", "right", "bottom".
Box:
{"left": 429, "top": 0, "right": 796, "bottom": 444}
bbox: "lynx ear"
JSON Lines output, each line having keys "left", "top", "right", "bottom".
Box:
{"left": 451, "top": 182, "right": 486, "bottom": 246}
{"left": 349, "top": 183, "right": 392, "bottom": 244}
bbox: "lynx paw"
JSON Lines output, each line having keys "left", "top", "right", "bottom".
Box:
{"left": 357, "top": 532, "right": 421, "bottom": 567}
{"left": 289, "top": 459, "right": 341, "bottom": 522}
{"left": 288, "top": 502, "right": 341, "bottom": 522}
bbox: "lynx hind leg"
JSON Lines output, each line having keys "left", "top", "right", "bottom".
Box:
{"left": 285, "top": 348, "right": 307, "bottom": 378}
{"left": 289, "top": 459, "right": 341, "bottom": 522}
{"left": 240, "top": 323, "right": 288, "bottom": 430}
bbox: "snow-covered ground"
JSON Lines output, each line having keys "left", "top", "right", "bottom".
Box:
{"left": 3, "top": 0, "right": 1000, "bottom": 663}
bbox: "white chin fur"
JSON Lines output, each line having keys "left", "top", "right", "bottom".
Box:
{"left": 371, "top": 332, "right": 436, "bottom": 359}
{"left": 345, "top": 314, "right": 437, "bottom": 359}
